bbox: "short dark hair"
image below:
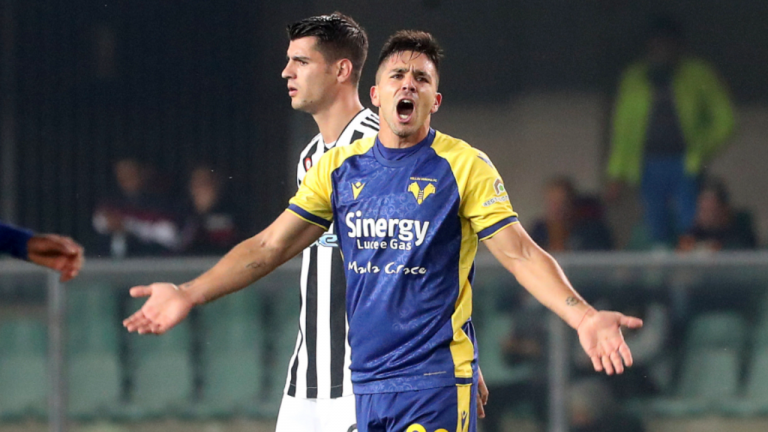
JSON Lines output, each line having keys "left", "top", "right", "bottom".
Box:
{"left": 287, "top": 12, "right": 368, "bottom": 84}
{"left": 377, "top": 30, "right": 443, "bottom": 75}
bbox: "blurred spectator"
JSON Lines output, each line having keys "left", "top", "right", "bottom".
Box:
{"left": 92, "top": 157, "right": 180, "bottom": 257}
{"left": 606, "top": 15, "right": 735, "bottom": 247}
{"left": 678, "top": 178, "right": 757, "bottom": 252}
{"left": 177, "top": 166, "right": 243, "bottom": 255}
{"left": 569, "top": 378, "right": 645, "bottom": 432}
{"left": 531, "top": 177, "right": 613, "bottom": 251}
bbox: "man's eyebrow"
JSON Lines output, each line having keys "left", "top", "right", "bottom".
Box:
{"left": 387, "top": 67, "right": 409, "bottom": 74}
{"left": 288, "top": 55, "right": 311, "bottom": 62}
{"left": 387, "top": 67, "right": 431, "bottom": 76}
{"left": 388, "top": 67, "right": 433, "bottom": 79}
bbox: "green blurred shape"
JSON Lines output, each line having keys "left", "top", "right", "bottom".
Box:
{"left": 0, "top": 319, "right": 48, "bottom": 419}
{"left": 0, "top": 317, "right": 47, "bottom": 354}
{"left": 68, "top": 352, "right": 122, "bottom": 419}
{"left": 124, "top": 298, "right": 193, "bottom": 418}
{"left": 649, "top": 348, "right": 741, "bottom": 416}
{"left": 197, "top": 288, "right": 265, "bottom": 417}
{"left": 685, "top": 311, "right": 747, "bottom": 350}
{"left": 67, "top": 285, "right": 121, "bottom": 354}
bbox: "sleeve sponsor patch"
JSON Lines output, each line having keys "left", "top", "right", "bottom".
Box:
{"left": 483, "top": 178, "right": 510, "bottom": 206}
{"left": 482, "top": 195, "right": 510, "bottom": 207}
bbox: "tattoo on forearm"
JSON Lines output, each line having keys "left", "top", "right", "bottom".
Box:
{"left": 246, "top": 261, "right": 263, "bottom": 270}
{"left": 566, "top": 296, "right": 581, "bottom": 306}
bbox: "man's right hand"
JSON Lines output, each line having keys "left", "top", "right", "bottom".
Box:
{"left": 121, "top": 211, "right": 325, "bottom": 336}
{"left": 123, "top": 283, "right": 195, "bottom": 335}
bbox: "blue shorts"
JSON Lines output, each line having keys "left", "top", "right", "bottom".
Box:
{"left": 355, "top": 384, "right": 477, "bottom": 432}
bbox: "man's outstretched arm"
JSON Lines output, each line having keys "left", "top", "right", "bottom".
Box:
{"left": 0, "top": 222, "right": 85, "bottom": 282}
{"left": 123, "top": 210, "right": 325, "bottom": 335}
{"left": 483, "top": 222, "right": 643, "bottom": 375}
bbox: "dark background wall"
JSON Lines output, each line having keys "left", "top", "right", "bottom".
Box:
{"left": 309, "top": 0, "right": 768, "bottom": 102}
{"left": 2, "top": 0, "right": 766, "bottom": 247}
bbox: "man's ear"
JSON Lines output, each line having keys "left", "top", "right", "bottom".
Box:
{"left": 431, "top": 92, "right": 443, "bottom": 114}
{"left": 336, "top": 58, "right": 354, "bottom": 83}
{"left": 370, "top": 85, "right": 381, "bottom": 108}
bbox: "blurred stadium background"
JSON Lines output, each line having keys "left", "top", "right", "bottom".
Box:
{"left": 2, "top": 0, "right": 768, "bottom": 431}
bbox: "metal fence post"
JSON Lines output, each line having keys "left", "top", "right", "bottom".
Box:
{"left": 547, "top": 313, "right": 569, "bottom": 432}
{"left": 1, "top": 0, "right": 18, "bottom": 223}
{"left": 47, "top": 272, "right": 67, "bottom": 432}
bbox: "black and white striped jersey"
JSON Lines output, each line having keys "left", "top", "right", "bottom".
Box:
{"left": 286, "top": 108, "right": 379, "bottom": 399}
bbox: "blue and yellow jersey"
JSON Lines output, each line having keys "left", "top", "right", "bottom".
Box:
{"left": 288, "top": 129, "right": 518, "bottom": 394}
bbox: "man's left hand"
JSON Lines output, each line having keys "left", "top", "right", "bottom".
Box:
{"left": 577, "top": 309, "right": 643, "bottom": 375}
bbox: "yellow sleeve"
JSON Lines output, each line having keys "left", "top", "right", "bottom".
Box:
{"left": 288, "top": 152, "right": 334, "bottom": 231}
{"left": 461, "top": 151, "right": 519, "bottom": 240}
{"left": 696, "top": 60, "right": 735, "bottom": 157}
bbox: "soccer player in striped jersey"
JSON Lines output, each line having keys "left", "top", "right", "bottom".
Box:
{"left": 124, "top": 30, "right": 642, "bottom": 432}
{"left": 278, "top": 13, "right": 378, "bottom": 431}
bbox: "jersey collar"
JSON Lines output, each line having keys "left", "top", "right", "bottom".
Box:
{"left": 373, "top": 128, "right": 436, "bottom": 168}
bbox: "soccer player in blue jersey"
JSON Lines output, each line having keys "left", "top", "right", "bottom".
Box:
{"left": 0, "top": 221, "right": 84, "bottom": 281}
{"left": 284, "top": 12, "right": 485, "bottom": 430}
{"left": 124, "top": 30, "right": 642, "bottom": 432}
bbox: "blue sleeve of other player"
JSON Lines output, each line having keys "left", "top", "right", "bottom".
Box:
{"left": 0, "top": 221, "right": 34, "bottom": 260}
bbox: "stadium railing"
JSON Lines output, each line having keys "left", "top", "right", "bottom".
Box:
{"left": 1, "top": 251, "right": 768, "bottom": 432}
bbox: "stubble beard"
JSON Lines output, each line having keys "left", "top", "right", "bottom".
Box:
{"left": 393, "top": 127, "right": 412, "bottom": 138}
{"left": 384, "top": 108, "right": 419, "bottom": 138}
{"left": 292, "top": 98, "right": 315, "bottom": 113}
{"left": 386, "top": 117, "right": 414, "bottom": 138}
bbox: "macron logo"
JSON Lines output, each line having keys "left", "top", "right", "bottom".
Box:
{"left": 352, "top": 181, "right": 365, "bottom": 200}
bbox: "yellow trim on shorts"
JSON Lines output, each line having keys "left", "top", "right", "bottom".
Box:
{"left": 456, "top": 383, "right": 472, "bottom": 432}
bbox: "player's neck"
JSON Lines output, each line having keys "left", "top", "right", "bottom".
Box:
{"left": 312, "top": 91, "right": 365, "bottom": 145}
{"left": 377, "top": 121, "right": 431, "bottom": 149}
